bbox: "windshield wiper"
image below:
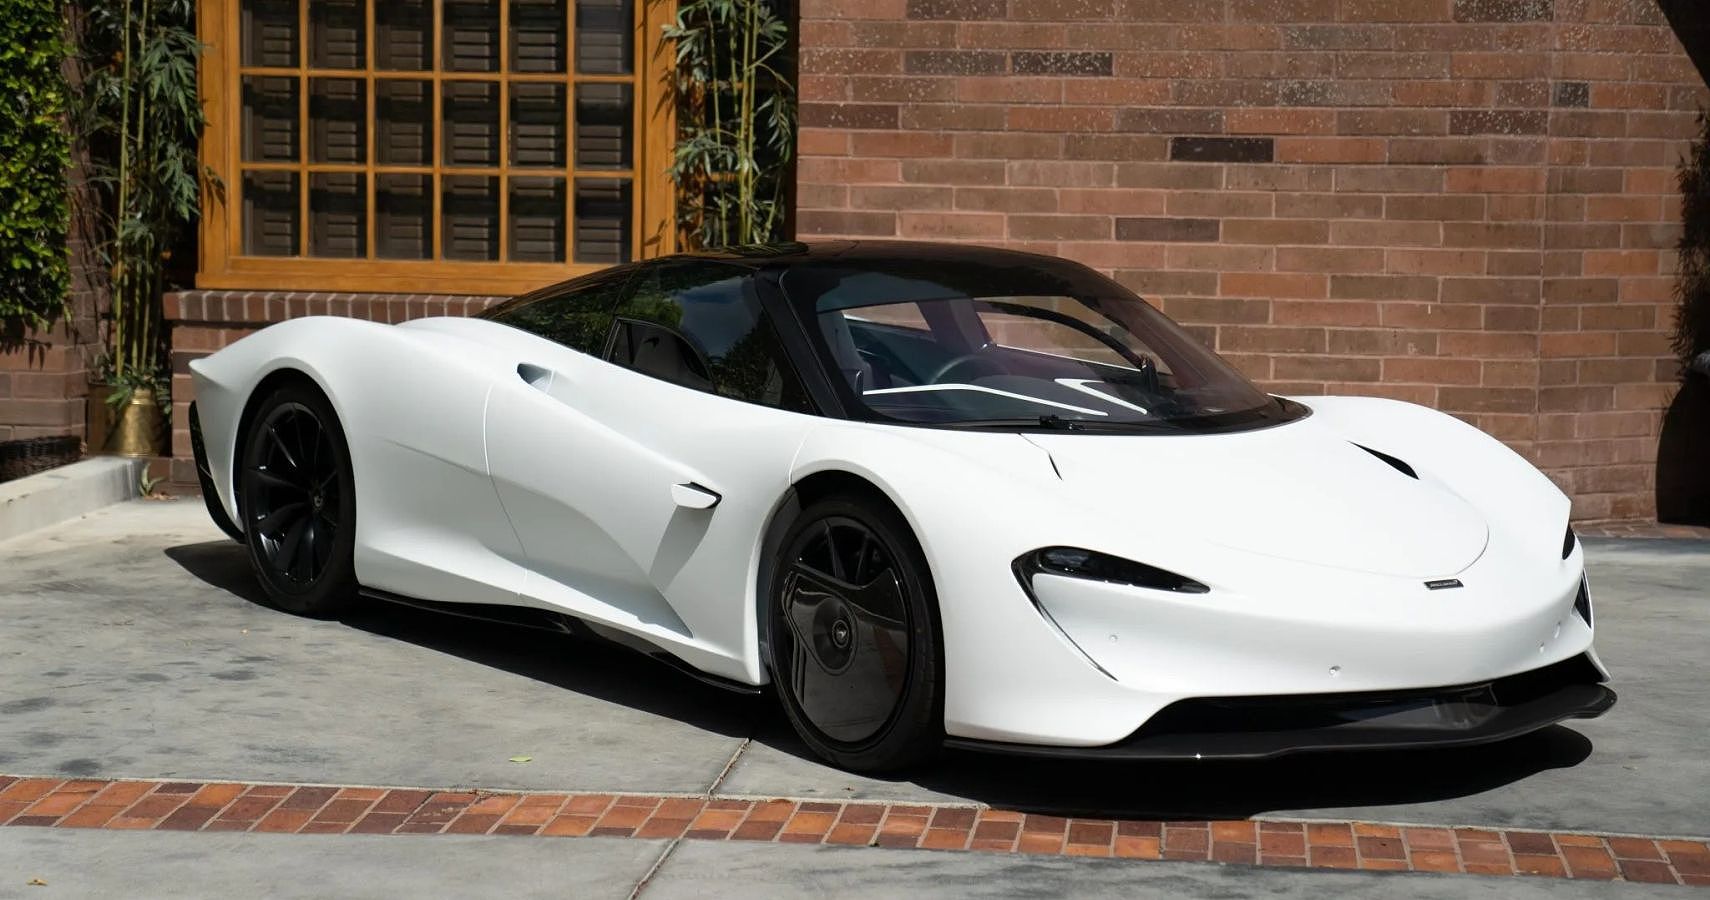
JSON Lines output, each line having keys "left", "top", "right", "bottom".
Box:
{"left": 940, "top": 416, "right": 1180, "bottom": 433}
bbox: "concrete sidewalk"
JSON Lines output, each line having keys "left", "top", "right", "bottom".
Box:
{"left": 1, "top": 500, "right": 1707, "bottom": 896}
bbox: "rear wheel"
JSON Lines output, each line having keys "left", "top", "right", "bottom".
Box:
{"left": 767, "top": 493, "right": 942, "bottom": 772}
{"left": 238, "top": 384, "right": 359, "bottom": 617}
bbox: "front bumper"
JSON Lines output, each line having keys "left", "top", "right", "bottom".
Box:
{"left": 946, "top": 653, "right": 1614, "bottom": 761}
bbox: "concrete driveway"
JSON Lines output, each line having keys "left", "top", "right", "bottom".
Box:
{"left": 1, "top": 500, "right": 1706, "bottom": 897}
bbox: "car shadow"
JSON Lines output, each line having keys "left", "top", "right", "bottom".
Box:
{"left": 166, "top": 538, "right": 1595, "bottom": 821}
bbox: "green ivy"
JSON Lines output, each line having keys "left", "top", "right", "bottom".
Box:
{"left": 1677, "top": 111, "right": 1710, "bottom": 371}
{"left": 0, "top": 0, "right": 72, "bottom": 332}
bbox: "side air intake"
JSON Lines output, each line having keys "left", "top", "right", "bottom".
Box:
{"left": 1352, "top": 443, "right": 1418, "bottom": 480}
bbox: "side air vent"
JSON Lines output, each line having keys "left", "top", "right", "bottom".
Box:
{"left": 1574, "top": 578, "right": 1592, "bottom": 628}
{"left": 1562, "top": 525, "right": 1577, "bottom": 560}
{"left": 1353, "top": 443, "right": 1417, "bottom": 480}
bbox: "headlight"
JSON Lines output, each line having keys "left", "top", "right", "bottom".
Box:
{"left": 1017, "top": 547, "right": 1210, "bottom": 595}
{"left": 1562, "top": 525, "right": 1577, "bottom": 560}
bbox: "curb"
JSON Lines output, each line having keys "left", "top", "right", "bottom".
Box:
{"left": 0, "top": 458, "right": 142, "bottom": 545}
{"left": 1, "top": 775, "right": 1705, "bottom": 887}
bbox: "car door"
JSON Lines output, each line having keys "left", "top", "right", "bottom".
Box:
{"left": 483, "top": 260, "right": 819, "bottom": 680}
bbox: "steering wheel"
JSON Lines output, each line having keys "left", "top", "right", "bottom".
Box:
{"left": 928, "top": 349, "right": 1002, "bottom": 385}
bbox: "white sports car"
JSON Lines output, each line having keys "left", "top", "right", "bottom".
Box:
{"left": 189, "top": 241, "right": 1614, "bottom": 772}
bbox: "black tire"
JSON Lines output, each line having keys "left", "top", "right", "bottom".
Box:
{"left": 237, "top": 383, "right": 359, "bottom": 617}
{"left": 766, "top": 492, "right": 942, "bottom": 772}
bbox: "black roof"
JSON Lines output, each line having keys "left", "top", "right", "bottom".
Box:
{"left": 664, "top": 240, "right": 1097, "bottom": 275}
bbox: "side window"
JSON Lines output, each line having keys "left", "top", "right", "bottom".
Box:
{"left": 607, "top": 319, "right": 713, "bottom": 392}
{"left": 482, "top": 269, "right": 633, "bottom": 355}
{"left": 612, "top": 261, "right": 812, "bottom": 412}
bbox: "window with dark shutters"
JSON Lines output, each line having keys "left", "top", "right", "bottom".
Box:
{"left": 199, "top": 0, "right": 675, "bottom": 294}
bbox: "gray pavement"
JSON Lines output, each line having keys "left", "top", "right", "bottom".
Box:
{"left": 0, "top": 828, "right": 1691, "bottom": 900}
{"left": 1, "top": 500, "right": 1708, "bottom": 895}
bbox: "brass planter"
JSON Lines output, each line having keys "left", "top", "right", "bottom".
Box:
{"left": 88, "top": 384, "right": 167, "bottom": 458}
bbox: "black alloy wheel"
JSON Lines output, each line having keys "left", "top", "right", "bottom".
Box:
{"left": 769, "top": 493, "right": 942, "bottom": 772}
{"left": 239, "top": 384, "right": 358, "bottom": 616}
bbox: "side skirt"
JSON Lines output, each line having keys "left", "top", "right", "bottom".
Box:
{"left": 356, "top": 587, "right": 764, "bottom": 696}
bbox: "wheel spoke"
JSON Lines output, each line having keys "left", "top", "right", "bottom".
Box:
{"left": 788, "top": 563, "right": 906, "bottom": 631}
{"left": 274, "top": 515, "right": 311, "bottom": 576}
{"left": 298, "top": 518, "right": 322, "bottom": 581}
{"left": 248, "top": 466, "right": 300, "bottom": 493}
{"left": 823, "top": 522, "right": 844, "bottom": 580}
{"left": 254, "top": 501, "right": 308, "bottom": 537}
{"left": 290, "top": 411, "right": 314, "bottom": 477}
{"left": 265, "top": 422, "right": 300, "bottom": 471}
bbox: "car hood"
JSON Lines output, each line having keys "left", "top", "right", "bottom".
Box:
{"left": 1023, "top": 417, "right": 1489, "bottom": 580}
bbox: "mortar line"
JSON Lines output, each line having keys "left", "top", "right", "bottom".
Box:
{"left": 627, "top": 736, "right": 754, "bottom": 899}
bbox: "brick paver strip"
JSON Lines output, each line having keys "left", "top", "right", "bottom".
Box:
{"left": 2, "top": 776, "right": 1706, "bottom": 887}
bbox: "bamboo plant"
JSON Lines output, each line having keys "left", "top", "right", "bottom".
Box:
{"left": 666, "top": 0, "right": 795, "bottom": 249}
{"left": 75, "top": 0, "right": 214, "bottom": 401}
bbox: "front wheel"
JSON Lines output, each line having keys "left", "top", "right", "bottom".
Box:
{"left": 237, "top": 383, "right": 359, "bottom": 617}
{"left": 766, "top": 493, "right": 943, "bottom": 772}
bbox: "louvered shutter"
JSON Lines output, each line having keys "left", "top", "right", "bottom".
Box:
{"left": 510, "top": 0, "right": 566, "bottom": 72}
{"left": 510, "top": 177, "right": 567, "bottom": 263}
{"left": 574, "top": 179, "right": 630, "bottom": 264}
{"left": 243, "top": 172, "right": 299, "bottom": 256}
{"left": 377, "top": 174, "right": 432, "bottom": 260}
{"left": 241, "top": 0, "right": 297, "bottom": 66}
{"left": 576, "top": 0, "right": 632, "bottom": 74}
{"left": 443, "top": 176, "right": 500, "bottom": 261}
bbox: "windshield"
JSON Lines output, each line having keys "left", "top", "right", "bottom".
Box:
{"left": 782, "top": 262, "right": 1302, "bottom": 433}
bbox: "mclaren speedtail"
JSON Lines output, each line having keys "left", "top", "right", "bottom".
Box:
{"left": 189, "top": 242, "right": 1614, "bottom": 771}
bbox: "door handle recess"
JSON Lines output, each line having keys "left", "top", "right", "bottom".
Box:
{"left": 517, "top": 363, "right": 553, "bottom": 389}
{"left": 671, "top": 482, "right": 721, "bottom": 510}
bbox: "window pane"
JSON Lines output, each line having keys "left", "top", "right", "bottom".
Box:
{"left": 242, "top": 76, "right": 300, "bottom": 162}
{"left": 510, "top": 0, "right": 566, "bottom": 73}
{"left": 510, "top": 83, "right": 566, "bottom": 168}
{"left": 376, "top": 0, "right": 433, "bottom": 70}
{"left": 243, "top": 171, "right": 300, "bottom": 256}
{"left": 443, "top": 81, "right": 500, "bottom": 167}
{"left": 617, "top": 263, "right": 811, "bottom": 410}
{"left": 575, "top": 0, "right": 632, "bottom": 74}
{"left": 573, "top": 178, "right": 631, "bottom": 264}
{"left": 575, "top": 83, "right": 631, "bottom": 170}
{"left": 376, "top": 80, "right": 431, "bottom": 165}
{"left": 377, "top": 174, "right": 432, "bottom": 259}
{"left": 310, "top": 173, "right": 366, "bottom": 258}
{"left": 485, "top": 271, "right": 629, "bottom": 355}
{"left": 309, "top": 78, "right": 365, "bottom": 163}
{"left": 443, "top": 176, "right": 500, "bottom": 261}
{"left": 443, "top": 0, "right": 499, "bottom": 72}
{"left": 241, "top": 0, "right": 298, "bottom": 67}
{"left": 510, "top": 176, "right": 567, "bottom": 263}
{"left": 309, "top": 0, "right": 364, "bottom": 69}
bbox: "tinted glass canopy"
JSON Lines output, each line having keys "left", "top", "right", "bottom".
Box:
{"left": 485, "top": 242, "right": 1305, "bottom": 434}
{"left": 777, "top": 253, "right": 1303, "bottom": 433}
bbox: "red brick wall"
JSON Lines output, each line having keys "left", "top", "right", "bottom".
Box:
{"left": 796, "top": 0, "right": 1709, "bottom": 521}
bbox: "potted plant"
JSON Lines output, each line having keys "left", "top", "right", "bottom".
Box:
{"left": 75, "top": 0, "right": 212, "bottom": 456}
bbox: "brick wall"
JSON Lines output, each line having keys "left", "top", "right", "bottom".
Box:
{"left": 162, "top": 290, "right": 506, "bottom": 487}
{"left": 796, "top": 0, "right": 1709, "bottom": 521}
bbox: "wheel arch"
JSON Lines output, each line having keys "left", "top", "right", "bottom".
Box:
{"left": 228, "top": 367, "right": 345, "bottom": 529}
{"left": 755, "top": 467, "right": 945, "bottom": 700}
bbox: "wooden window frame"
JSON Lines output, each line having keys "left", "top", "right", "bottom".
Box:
{"left": 196, "top": 0, "right": 678, "bottom": 296}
